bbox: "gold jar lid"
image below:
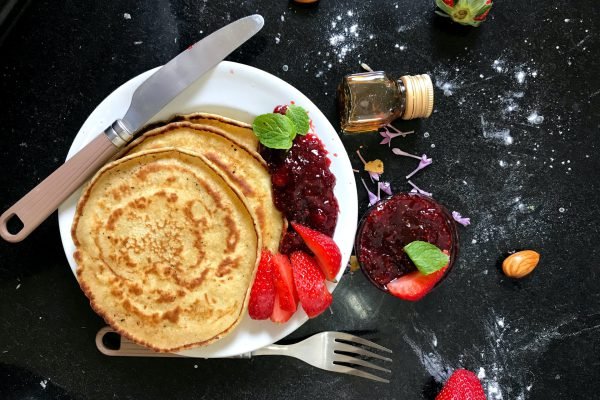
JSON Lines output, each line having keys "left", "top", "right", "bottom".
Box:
{"left": 400, "top": 74, "right": 434, "bottom": 120}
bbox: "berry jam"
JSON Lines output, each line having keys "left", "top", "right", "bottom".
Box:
{"left": 261, "top": 134, "right": 339, "bottom": 254}
{"left": 356, "top": 193, "right": 458, "bottom": 290}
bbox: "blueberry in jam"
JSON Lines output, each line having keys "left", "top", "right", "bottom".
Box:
{"left": 355, "top": 193, "right": 458, "bottom": 290}
{"left": 260, "top": 134, "right": 339, "bottom": 254}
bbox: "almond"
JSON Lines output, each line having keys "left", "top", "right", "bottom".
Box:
{"left": 502, "top": 250, "right": 540, "bottom": 278}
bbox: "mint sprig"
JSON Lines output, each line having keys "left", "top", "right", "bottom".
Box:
{"left": 286, "top": 105, "right": 309, "bottom": 136}
{"left": 252, "top": 105, "right": 310, "bottom": 150}
{"left": 252, "top": 113, "right": 295, "bottom": 149}
{"left": 404, "top": 241, "right": 449, "bottom": 275}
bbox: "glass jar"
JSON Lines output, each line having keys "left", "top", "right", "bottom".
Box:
{"left": 338, "top": 72, "right": 434, "bottom": 133}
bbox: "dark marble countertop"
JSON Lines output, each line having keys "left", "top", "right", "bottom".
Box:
{"left": 1, "top": 1, "right": 599, "bottom": 399}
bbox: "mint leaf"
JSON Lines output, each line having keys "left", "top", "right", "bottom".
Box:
{"left": 404, "top": 241, "right": 449, "bottom": 275}
{"left": 285, "top": 105, "right": 310, "bottom": 136}
{"left": 252, "top": 113, "right": 295, "bottom": 149}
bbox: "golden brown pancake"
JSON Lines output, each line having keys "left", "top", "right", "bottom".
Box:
{"left": 171, "top": 112, "right": 258, "bottom": 151}
{"left": 72, "top": 148, "right": 260, "bottom": 352}
{"left": 122, "top": 121, "right": 284, "bottom": 252}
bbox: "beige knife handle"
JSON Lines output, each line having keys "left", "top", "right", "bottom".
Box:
{"left": 96, "top": 326, "right": 184, "bottom": 357}
{"left": 95, "top": 327, "right": 253, "bottom": 358}
{"left": 0, "top": 133, "right": 118, "bottom": 243}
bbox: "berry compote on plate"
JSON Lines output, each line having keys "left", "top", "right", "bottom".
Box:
{"left": 355, "top": 192, "right": 459, "bottom": 293}
{"left": 261, "top": 133, "right": 339, "bottom": 254}
{"left": 260, "top": 105, "right": 339, "bottom": 255}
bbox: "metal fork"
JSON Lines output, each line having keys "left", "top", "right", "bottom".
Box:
{"left": 96, "top": 327, "right": 393, "bottom": 383}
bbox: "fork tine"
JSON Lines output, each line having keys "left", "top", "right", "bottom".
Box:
{"left": 333, "top": 343, "right": 393, "bottom": 362}
{"left": 332, "top": 332, "right": 393, "bottom": 353}
{"left": 329, "top": 364, "right": 390, "bottom": 383}
{"left": 333, "top": 354, "right": 392, "bottom": 373}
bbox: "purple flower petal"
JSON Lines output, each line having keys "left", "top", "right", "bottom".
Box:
{"left": 406, "top": 154, "right": 433, "bottom": 179}
{"left": 379, "top": 181, "right": 392, "bottom": 196}
{"left": 407, "top": 180, "right": 432, "bottom": 197}
{"left": 392, "top": 147, "right": 422, "bottom": 160}
{"left": 361, "top": 178, "right": 379, "bottom": 206}
{"left": 356, "top": 149, "right": 368, "bottom": 165}
{"left": 452, "top": 211, "right": 471, "bottom": 227}
{"left": 379, "top": 124, "right": 414, "bottom": 147}
{"left": 369, "top": 171, "right": 380, "bottom": 181}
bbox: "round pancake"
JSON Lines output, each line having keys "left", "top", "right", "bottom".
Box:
{"left": 72, "top": 148, "right": 260, "bottom": 352}
{"left": 171, "top": 112, "right": 258, "bottom": 151}
{"left": 122, "top": 121, "right": 284, "bottom": 252}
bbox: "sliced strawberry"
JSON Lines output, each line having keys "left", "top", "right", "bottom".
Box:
{"left": 248, "top": 250, "right": 276, "bottom": 320}
{"left": 290, "top": 251, "right": 333, "bottom": 318}
{"left": 436, "top": 369, "right": 486, "bottom": 400}
{"left": 291, "top": 222, "right": 341, "bottom": 282}
{"left": 386, "top": 267, "right": 448, "bottom": 301}
{"left": 272, "top": 253, "right": 298, "bottom": 313}
{"left": 270, "top": 290, "right": 294, "bottom": 323}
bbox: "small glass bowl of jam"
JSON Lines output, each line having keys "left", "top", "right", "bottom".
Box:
{"left": 355, "top": 192, "right": 459, "bottom": 295}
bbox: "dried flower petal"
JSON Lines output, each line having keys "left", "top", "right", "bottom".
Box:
{"left": 452, "top": 211, "right": 471, "bottom": 227}
{"left": 392, "top": 147, "right": 422, "bottom": 160}
{"left": 379, "top": 181, "right": 392, "bottom": 196}
{"left": 349, "top": 255, "right": 360, "bottom": 272}
{"left": 361, "top": 178, "right": 379, "bottom": 206}
{"left": 408, "top": 180, "right": 432, "bottom": 197}
{"left": 406, "top": 154, "right": 433, "bottom": 179}
{"left": 357, "top": 150, "right": 384, "bottom": 181}
{"left": 365, "top": 159, "right": 384, "bottom": 174}
{"left": 379, "top": 124, "right": 414, "bottom": 146}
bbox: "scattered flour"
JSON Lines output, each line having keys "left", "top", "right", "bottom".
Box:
{"left": 434, "top": 70, "right": 459, "bottom": 97}
{"left": 478, "top": 367, "right": 486, "bottom": 379}
{"left": 324, "top": 7, "right": 376, "bottom": 64}
{"left": 492, "top": 59, "right": 506, "bottom": 73}
{"left": 527, "top": 112, "right": 544, "bottom": 125}
{"left": 404, "top": 335, "right": 452, "bottom": 383}
{"left": 439, "top": 82, "right": 454, "bottom": 97}
{"left": 481, "top": 116, "right": 513, "bottom": 145}
{"left": 329, "top": 34, "right": 345, "bottom": 46}
{"left": 403, "top": 310, "right": 600, "bottom": 400}
{"left": 487, "top": 381, "right": 504, "bottom": 400}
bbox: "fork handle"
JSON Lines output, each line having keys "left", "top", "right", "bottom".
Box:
{"left": 251, "top": 344, "right": 292, "bottom": 356}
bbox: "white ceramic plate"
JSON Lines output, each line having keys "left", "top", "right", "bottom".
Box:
{"left": 58, "top": 61, "right": 358, "bottom": 358}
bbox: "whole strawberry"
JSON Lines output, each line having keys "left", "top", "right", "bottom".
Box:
{"left": 436, "top": 369, "right": 486, "bottom": 400}
{"left": 435, "top": 0, "right": 493, "bottom": 27}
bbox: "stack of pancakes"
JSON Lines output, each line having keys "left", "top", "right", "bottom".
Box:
{"left": 72, "top": 113, "right": 284, "bottom": 352}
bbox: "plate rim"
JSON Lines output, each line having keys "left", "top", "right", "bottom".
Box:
{"left": 57, "top": 61, "right": 358, "bottom": 358}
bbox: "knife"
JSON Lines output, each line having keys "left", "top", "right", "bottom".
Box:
{"left": 0, "top": 14, "right": 264, "bottom": 243}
